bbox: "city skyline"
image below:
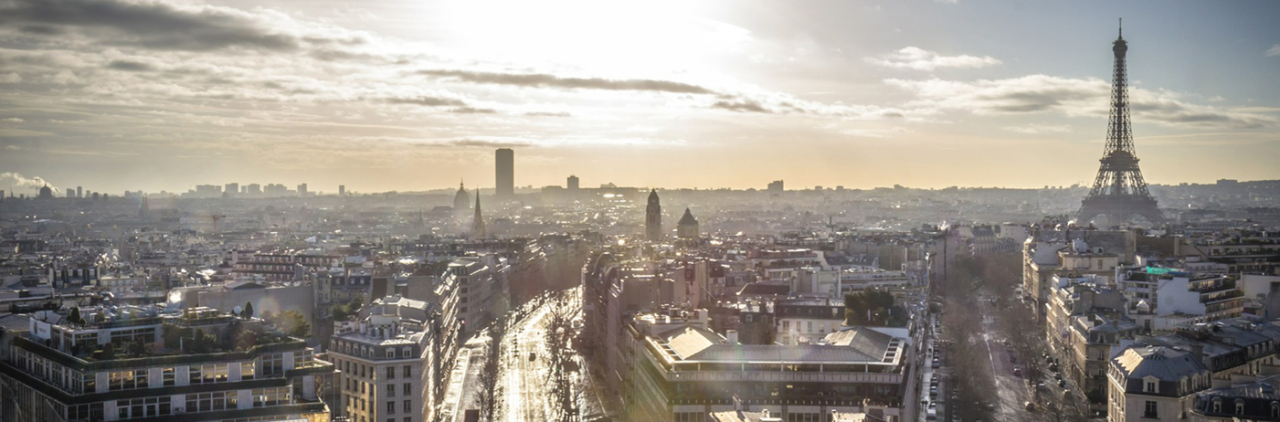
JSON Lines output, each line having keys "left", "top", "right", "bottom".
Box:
{"left": 2, "top": 1, "right": 1280, "bottom": 194}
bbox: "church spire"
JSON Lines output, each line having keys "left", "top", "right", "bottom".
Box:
{"left": 472, "top": 192, "right": 486, "bottom": 238}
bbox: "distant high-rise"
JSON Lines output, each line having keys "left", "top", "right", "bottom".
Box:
{"left": 768, "top": 180, "right": 784, "bottom": 193}
{"left": 495, "top": 148, "right": 514, "bottom": 200}
{"left": 224, "top": 182, "right": 238, "bottom": 198}
{"left": 338, "top": 185, "right": 345, "bottom": 196}
{"left": 245, "top": 183, "right": 262, "bottom": 196}
{"left": 646, "top": 189, "right": 662, "bottom": 241}
{"left": 297, "top": 183, "right": 307, "bottom": 196}
{"left": 472, "top": 192, "right": 486, "bottom": 238}
{"left": 65, "top": 189, "right": 74, "bottom": 198}
{"left": 567, "top": 175, "right": 579, "bottom": 192}
{"left": 76, "top": 186, "right": 82, "bottom": 198}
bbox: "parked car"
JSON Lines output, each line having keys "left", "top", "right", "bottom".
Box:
{"left": 1013, "top": 367, "right": 1022, "bottom": 377}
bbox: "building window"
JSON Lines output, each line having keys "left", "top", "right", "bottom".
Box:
{"left": 403, "top": 383, "right": 411, "bottom": 395}
{"left": 242, "top": 361, "right": 256, "bottom": 380}
{"left": 403, "top": 365, "right": 411, "bottom": 378}
{"left": 1237, "top": 400, "right": 1245, "bottom": 415}
{"left": 387, "top": 367, "right": 396, "bottom": 379}
{"left": 402, "top": 347, "right": 412, "bottom": 358}
{"left": 252, "top": 387, "right": 289, "bottom": 407}
{"left": 185, "top": 391, "right": 235, "bottom": 412}
{"left": 1144, "top": 401, "right": 1157, "bottom": 418}
{"left": 163, "top": 367, "right": 176, "bottom": 386}
{"left": 262, "top": 353, "right": 284, "bottom": 376}
{"left": 387, "top": 349, "right": 395, "bottom": 359}
{"left": 403, "top": 400, "right": 411, "bottom": 413}
{"left": 388, "top": 383, "right": 396, "bottom": 397}
{"left": 387, "top": 401, "right": 396, "bottom": 414}
{"left": 1144, "top": 381, "right": 1155, "bottom": 393}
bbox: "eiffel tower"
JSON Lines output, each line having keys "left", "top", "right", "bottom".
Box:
{"left": 1079, "top": 20, "right": 1165, "bottom": 225}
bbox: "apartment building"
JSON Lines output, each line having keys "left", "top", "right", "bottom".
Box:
{"left": 326, "top": 295, "right": 437, "bottom": 422}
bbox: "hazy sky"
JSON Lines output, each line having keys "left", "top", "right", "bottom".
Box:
{"left": 1, "top": 0, "right": 1279, "bottom": 195}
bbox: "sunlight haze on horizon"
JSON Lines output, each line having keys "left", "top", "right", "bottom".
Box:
{"left": 1, "top": 0, "right": 1279, "bottom": 195}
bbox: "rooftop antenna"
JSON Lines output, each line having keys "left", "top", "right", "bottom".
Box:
{"left": 1119, "top": 18, "right": 1123, "bottom": 38}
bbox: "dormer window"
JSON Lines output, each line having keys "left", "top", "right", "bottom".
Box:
{"left": 1236, "top": 399, "right": 1245, "bottom": 415}
{"left": 1269, "top": 401, "right": 1278, "bottom": 418}
{"left": 1145, "top": 381, "right": 1157, "bottom": 393}
{"left": 1213, "top": 398, "right": 1222, "bottom": 413}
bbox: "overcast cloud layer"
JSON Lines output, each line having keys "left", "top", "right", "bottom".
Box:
{"left": 1, "top": 0, "right": 1278, "bottom": 194}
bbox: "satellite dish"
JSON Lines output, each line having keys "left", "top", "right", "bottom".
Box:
{"left": 234, "top": 305, "right": 243, "bottom": 314}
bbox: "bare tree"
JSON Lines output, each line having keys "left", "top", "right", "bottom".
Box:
{"left": 544, "top": 292, "right": 578, "bottom": 422}
{"left": 474, "top": 316, "right": 508, "bottom": 421}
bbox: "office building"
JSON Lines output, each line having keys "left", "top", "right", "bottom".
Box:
{"left": 0, "top": 307, "right": 334, "bottom": 422}
{"left": 224, "top": 183, "right": 238, "bottom": 198}
{"left": 339, "top": 185, "right": 345, "bottom": 196}
{"left": 627, "top": 312, "right": 910, "bottom": 422}
{"left": 768, "top": 180, "right": 784, "bottom": 193}
{"left": 297, "top": 183, "right": 307, "bottom": 196}
{"left": 567, "top": 175, "right": 579, "bottom": 192}
{"left": 495, "top": 148, "right": 514, "bottom": 200}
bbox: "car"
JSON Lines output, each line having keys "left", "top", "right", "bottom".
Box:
{"left": 1013, "top": 367, "right": 1022, "bottom": 377}
{"left": 529, "top": 352, "right": 537, "bottom": 362}
{"left": 1058, "top": 379, "right": 1067, "bottom": 388}
{"left": 1024, "top": 401, "right": 1036, "bottom": 411}
{"left": 932, "top": 359, "right": 940, "bottom": 369}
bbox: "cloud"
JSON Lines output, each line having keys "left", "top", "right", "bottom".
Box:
{"left": 887, "top": 75, "right": 1275, "bottom": 129}
{"left": 48, "top": 70, "right": 81, "bottom": 85}
{"left": 384, "top": 96, "right": 468, "bottom": 107}
{"left": 1267, "top": 44, "right": 1280, "bottom": 57}
{"left": 0, "top": 0, "right": 299, "bottom": 51}
{"left": 711, "top": 99, "right": 770, "bottom": 113}
{"left": 106, "top": 60, "right": 153, "bottom": 72}
{"left": 0, "top": 72, "right": 21, "bottom": 83}
{"left": 449, "top": 107, "right": 497, "bottom": 114}
{"left": 1003, "top": 123, "right": 1072, "bottom": 134}
{"left": 867, "top": 47, "right": 1000, "bottom": 71}
{"left": 524, "top": 111, "right": 571, "bottom": 117}
{"left": 436, "top": 138, "right": 533, "bottom": 148}
{"left": 2, "top": 118, "right": 23, "bottom": 123}
{"left": 419, "top": 69, "right": 714, "bottom": 94}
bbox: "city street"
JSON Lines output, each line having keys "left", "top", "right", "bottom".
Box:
{"left": 977, "top": 294, "right": 1032, "bottom": 422}
{"left": 445, "top": 288, "right": 595, "bottom": 422}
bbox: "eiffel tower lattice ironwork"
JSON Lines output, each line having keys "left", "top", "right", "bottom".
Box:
{"left": 1079, "top": 20, "right": 1165, "bottom": 225}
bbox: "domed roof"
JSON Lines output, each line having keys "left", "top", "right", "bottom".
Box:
{"left": 453, "top": 182, "right": 469, "bottom": 209}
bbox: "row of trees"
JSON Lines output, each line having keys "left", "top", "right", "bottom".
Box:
{"left": 544, "top": 293, "right": 583, "bottom": 422}
{"left": 474, "top": 314, "right": 508, "bottom": 422}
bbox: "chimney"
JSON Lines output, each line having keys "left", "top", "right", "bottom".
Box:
{"left": 727, "top": 330, "right": 739, "bottom": 345}
{"left": 1191, "top": 343, "right": 1205, "bottom": 363}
